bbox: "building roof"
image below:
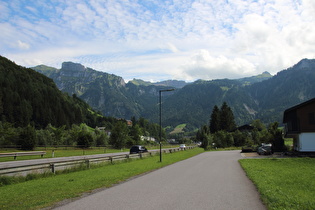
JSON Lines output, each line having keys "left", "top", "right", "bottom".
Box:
{"left": 231, "top": 124, "right": 255, "bottom": 132}
{"left": 283, "top": 98, "right": 315, "bottom": 122}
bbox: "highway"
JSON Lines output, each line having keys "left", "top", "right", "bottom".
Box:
{"left": 54, "top": 150, "right": 266, "bottom": 210}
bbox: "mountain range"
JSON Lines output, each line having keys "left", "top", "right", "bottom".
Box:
{"left": 32, "top": 58, "right": 315, "bottom": 131}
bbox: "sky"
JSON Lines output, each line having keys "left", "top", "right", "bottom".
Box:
{"left": 1, "top": 0, "right": 315, "bottom": 82}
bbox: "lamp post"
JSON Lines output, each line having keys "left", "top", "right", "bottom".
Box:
{"left": 159, "top": 88, "right": 175, "bottom": 162}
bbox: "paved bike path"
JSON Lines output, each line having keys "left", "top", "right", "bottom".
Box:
{"left": 54, "top": 150, "right": 266, "bottom": 210}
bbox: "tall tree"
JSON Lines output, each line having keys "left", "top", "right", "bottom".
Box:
{"left": 220, "top": 102, "right": 236, "bottom": 131}
{"left": 267, "top": 122, "right": 285, "bottom": 152}
{"left": 196, "top": 125, "right": 212, "bottom": 150}
{"left": 130, "top": 124, "right": 142, "bottom": 145}
{"left": 209, "top": 105, "right": 220, "bottom": 133}
{"left": 251, "top": 119, "right": 265, "bottom": 131}
{"left": 109, "top": 121, "right": 129, "bottom": 149}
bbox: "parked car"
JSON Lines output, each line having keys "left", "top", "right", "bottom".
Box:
{"left": 257, "top": 143, "right": 272, "bottom": 155}
{"left": 130, "top": 145, "right": 148, "bottom": 154}
{"left": 179, "top": 144, "right": 186, "bottom": 149}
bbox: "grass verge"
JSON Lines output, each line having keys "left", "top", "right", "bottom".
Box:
{"left": 0, "top": 147, "right": 128, "bottom": 162}
{"left": 239, "top": 158, "right": 315, "bottom": 210}
{"left": 0, "top": 145, "right": 181, "bottom": 162}
{"left": 0, "top": 148, "right": 204, "bottom": 209}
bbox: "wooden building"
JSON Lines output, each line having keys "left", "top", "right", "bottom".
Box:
{"left": 283, "top": 98, "right": 315, "bottom": 152}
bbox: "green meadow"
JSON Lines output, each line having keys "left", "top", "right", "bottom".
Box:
{"left": 240, "top": 158, "right": 315, "bottom": 210}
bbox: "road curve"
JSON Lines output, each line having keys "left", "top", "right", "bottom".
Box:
{"left": 54, "top": 150, "right": 266, "bottom": 210}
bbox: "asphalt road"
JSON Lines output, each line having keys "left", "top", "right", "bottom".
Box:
{"left": 54, "top": 150, "right": 266, "bottom": 210}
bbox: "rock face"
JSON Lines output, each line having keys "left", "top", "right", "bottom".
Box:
{"left": 61, "top": 62, "right": 86, "bottom": 74}
{"left": 33, "top": 62, "right": 144, "bottom": 119}
{"left": 33, "top": 58, "right": 315, "bottom": 130}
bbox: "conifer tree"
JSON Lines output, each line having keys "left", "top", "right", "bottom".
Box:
{"left": 209, "top": 105, "right": 220, "bottom": 133}
{"left": 220, "top": 102, "right": 236, "bottom": 131}
{"left": 209, "top": 102, "right": 236, "bottom": 133}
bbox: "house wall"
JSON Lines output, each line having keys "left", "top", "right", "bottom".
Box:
{"left": 284, "top": 110, "right": 299, "bottom": 132}
{"left": 297, "top": 102, "right": 315, "bottom": 132}
{"left": 296, "top": 133, "right": 315, "bottom": 152}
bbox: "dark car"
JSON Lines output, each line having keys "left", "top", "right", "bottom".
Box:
{"left": 130, "top": 145, "right": 148, "bottom": 154}
{"left": 257, "top": 143, "right": 273, "bottom": 155}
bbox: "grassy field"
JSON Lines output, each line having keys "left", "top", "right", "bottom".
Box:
{"left": 0, "top": 147, "right": 134, "bottom": 162}
{"left": 169, "top": 124, "right": 186, "bottom": 134}
{"left": 0, "top": 148, "right": 204, "bottom": 209}
{"left": 239, "top": 158, "right": 315, "bottom": 210}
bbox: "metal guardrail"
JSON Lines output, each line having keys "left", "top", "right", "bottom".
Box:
{"left": 0, "top": 151, "right": 46, "bottom": 160}
{"left": 0, "top": 146, "right": 194, "bottom": 176}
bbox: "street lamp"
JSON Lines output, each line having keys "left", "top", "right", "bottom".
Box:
{"left": 159, "top": 88, "right": 175, "bottom": 162}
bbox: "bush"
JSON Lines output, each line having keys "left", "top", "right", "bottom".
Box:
{"left": 18, "top": 125, "right": 36, "bottom": 150}
{"left": 77, "top": 130, "right": 93, "bottom": 148}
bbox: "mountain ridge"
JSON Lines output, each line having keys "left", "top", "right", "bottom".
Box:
{"left": 32, "top": 58, "right": 315, "bottom": 131}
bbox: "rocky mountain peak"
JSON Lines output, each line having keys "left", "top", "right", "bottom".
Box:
{"left": 61, "top": 62, "right": 86, "bottom": 72}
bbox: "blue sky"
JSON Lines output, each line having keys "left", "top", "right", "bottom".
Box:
{"left": 1, "top": 0, "right": 315, "bottom": 82}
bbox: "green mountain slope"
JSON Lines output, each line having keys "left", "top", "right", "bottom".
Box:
{"left": 246, "top": 59, "right": 315, "bottom": 123}
{"left": 32, "top": 58, "right": 315, "bottom": 131}
{"left": 33, "top": 62, "right": 175, "bottom": 120}
{"left": 237, "top": 71, "right": 272, "bottom": 85}
{"left": 34, "top": 62, "right": 137, "bottom": 118}
{"left": 0, "top": 56, "right": 102, "bottom": 128}
{"left": 162, "top": 79, "right": 259, "bottom": 128}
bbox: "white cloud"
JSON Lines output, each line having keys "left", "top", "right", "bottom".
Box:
{"left": 1, "top": 0, "right": 314, "bottom": 82}
{"left": 17, "top": 40, "right": 30, "bottom": 50}
{"left": 180, "top": 50, "right": 256, "bottom": 80}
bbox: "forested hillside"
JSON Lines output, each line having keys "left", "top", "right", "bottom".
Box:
{"left": 0, "top": 56, "right": 164, "bottom": 150}
{"left": 33, "top": 62, "right": 175, "bottom": 120}
{"left": 163, "top": 59, "right": 315, "bottom": 129}
{"left": 246, "top": 59, "right": 315, "bottom": 123}
{"left": 0, "top": 56, "right": 102, "bottom": 128}
{"left": 34, "top": 62, "right": 168, "bottom": 119}
{"left": 162, "top": 79, "right": 260, "bottom": 129}
{"left": 33, "top": 58, "right": 315, "bottom": 131}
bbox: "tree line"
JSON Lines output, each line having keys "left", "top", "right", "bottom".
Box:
{"left": 0, "top": 117, "right": 164, "bottom": 150}
{"left": 195, "top": 102, "right": 285, "bottom": 152}
{"left": 0, "top": 56, "right": 164, "bottom": 150}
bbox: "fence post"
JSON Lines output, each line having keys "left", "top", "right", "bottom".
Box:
{"left": 51, "top": 163, "right": 55, "bottom": 174}
{"left": 85, "top": 159, "right": 90, "bottom": 169}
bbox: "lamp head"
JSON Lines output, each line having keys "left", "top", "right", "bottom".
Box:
{"left": 159, "top": 88, "right": 175, "bottom": 92}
